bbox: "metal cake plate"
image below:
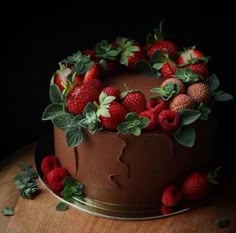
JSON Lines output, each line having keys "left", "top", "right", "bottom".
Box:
{"left": 34, "top": 129, "right": 197, "bottom": 221}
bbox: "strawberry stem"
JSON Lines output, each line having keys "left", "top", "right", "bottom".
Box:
{"left": 123, "top": 83, "right": 129, "bottom": 91}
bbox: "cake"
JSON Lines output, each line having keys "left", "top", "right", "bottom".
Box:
{"left": 41, "top": 23, "right": 233, "bottom": 216}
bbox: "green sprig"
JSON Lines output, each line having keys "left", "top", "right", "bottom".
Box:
{"left": 175, "top": 68, "right": 200, "bottom": 83}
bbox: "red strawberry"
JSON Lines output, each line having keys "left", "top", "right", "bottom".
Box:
{"left": 83, "top": 49, "right": 96, "bottom": 60}
{"left": 147, "top": 98, "right": 168, "bottom": 114}
{"left": 148, "top": 40, "right": 178, "bottom": 57}
{"left": 66, "top": 84, "right": 100, "bottom": 115}
{"left": 83, "top": 63, "right": 100, "bottom": 83}
{"left": 102, "top": 86, "right": 121, "bottom": 100}
{"left": 127, "top": 46, "right": 147, "bottom": 69}
{"left": 74, "top": 74, "right": 83, "bottom": 85}
{"left": 54, "top": 67, "right": 72, "bottom": 91}
{"left": 158, "top": 110, "right": 180, "bottom": 131}
{"left": 99, "top": 60, "right": 120, "bottom": 75}
{"left": 177, "top": 49, "right": 205, "bottom": 65}
{"left": 99, "top": 102, "right": 127, "bottom": 130}
{"left": 46, "top": 167, "right": 69, "bottom": 192}
{"left": 187, "top": 63, "right": 209, "bottom": 79}
{"left": 122, "top": 91, "right": 147, "bottom": 113}
{"left": 161, "top": 185, "right": 182, "bottom": 207}
{"left": 83, "top": 79, "right": 103, "bottom": 91}
{"left": 41, "top": 155, "right": 60, "bottom": 176}
{"left": 139, "top": 110, "right": 159, "bottom": 131}
{"left": 161, "top": 61, "right": 178, "bottom": 79}
{"left": 181, "top": 172, "right": 210, "bottom": 201}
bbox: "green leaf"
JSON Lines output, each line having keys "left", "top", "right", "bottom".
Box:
{"left": 216, "top": 217, "right": 230, "bottom": 228}
{"left": 49, "top": 84, "right": 62, "bottom": 103}
{"left": 66, "top": 125, "right": 84, "bottom": 147}
{"left": 55, "top": 202, "right": 69, "bottom": 211}
{"left": 175, "top": 68, "right": 200, "bottom": 83}
{"left": 19, "top": 164, "right": 32, "bottom": 171}
{"left": 2, "top": 207, "right": 14, "bottom": 216}
{"left": 180, "top": 109, "right": 201, "bottom": 125}
{"left": 42, "top": 103, "right": 64, "bottom": 120}
{"left": 70, "top": 115, "right": 84, "bottom": 127}
{"left": 135, "top": 60, "right": 154, "bottom": 76}
{"left": 214, "top": 90, "right": 233, "bottom": 101}
{"left": 175, "top": 126, "right": 196, "bottom": 147}
{"left": 117, "top": 113, "right": 149, "bottom": 136}
{"left": 20, "top": 180, "right": 40, "bottom": 199}
{"left": 52, "top": 113, "right": 74, "bottom": 131}
{"left": 153, "top": 63, "right": 163, "bottom": 70}
{"left": 206, "top": 74, "right": 220, "bottom": 92}
{"left": 150, "top": 51, "right": 164, "bottom": 64}
{"left": 12, "top": 230, "right": 18, "bottom": 233}
{"left": 197, "top": 103, "right": 211, "bottom": 120}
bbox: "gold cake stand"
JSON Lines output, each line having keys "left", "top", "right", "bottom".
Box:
{"left": 34, "top": 134, "right": 192, "bottom": 220}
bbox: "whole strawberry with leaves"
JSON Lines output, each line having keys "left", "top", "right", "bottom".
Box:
{"left": 147, "top": 21, "right": 178, "bottom": 58}
{"left": 121, "top": 85, "right": 147, "bottom": 113}
{"left": 96, "top": 92, "right": 127, "bottom": 130}
{"left": 116, "top": 37, "right": 147, "bottom": 69}
{"left": 66, "top": 83, "right": 100, "bottom": 115}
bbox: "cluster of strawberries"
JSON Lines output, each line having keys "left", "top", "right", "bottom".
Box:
{"left": 160, "top": 169, "right": 219, "bottom": 214}
{"left": 41, "top": 155, "right": 69, "bottom": 195}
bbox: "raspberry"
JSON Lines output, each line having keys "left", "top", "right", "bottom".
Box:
{"left": 41, "top": 155, "right": 60, "bottom": 176}
{"left": 161, "top": 185, "right": 182, "bottom": 207}
{"left": 158, "top": 110, "right": 180, "bottom": 131}
{"left": 147, "top": 98, "right": 168, "bottom": 114}
{"left": 139, "top": 110, "right": 159, "bottom": 131}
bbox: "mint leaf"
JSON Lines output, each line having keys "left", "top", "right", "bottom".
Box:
{"left": 117, "top": 113, "right": 149, "bottom": 136}
{"left": 175, "top": 126, "right": 196, "bottom": 147}
{"left": 52, "top": 113, "right": 74, "bottom": 131}
{"left": 70, "top": 115, "right": 84, "bottom": 127}
{"left": 153, "top": 63, "right": 163, "bottom": 70}
{"left": 2, "top": 207, "right": 14, "bottom": 216}
{"left": 180, "top": 109, "right": 201, "bottom": 126}
{"left": 96, "top": 40, "right": 121, "bottom": 60}
{"left": 49, "top": 84, "right": 63, "bottom": 103}
{"left": 55, "top": 202, "right": 69, "bottom": 211}
{"left": 214, "top": 90, "right": 233, "bottom": 101}
{"left": 206, "top": 74, "right": 220, "bottom": 92}
{"left": 42, "top": 103, "right": 63, "bottom": 120}
{"left": 197, "top": 103, "right": 211, "bottom": 120}
{"left": 66, "top": 125, "right": 84, "bottom": 147}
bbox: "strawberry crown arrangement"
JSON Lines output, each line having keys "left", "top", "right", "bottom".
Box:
{"left": 42, "top": 22, "right": 233, "bottom": 148}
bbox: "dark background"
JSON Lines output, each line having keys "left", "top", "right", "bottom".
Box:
{"left": 2, "top": 6, "right": 236, "bottom": 169}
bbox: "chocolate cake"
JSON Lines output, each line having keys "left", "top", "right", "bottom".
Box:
{"left": 41, "top": 24, "right": 233, "bottom": 216}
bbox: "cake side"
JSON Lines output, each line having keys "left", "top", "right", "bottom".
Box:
{"left": 54, "top": 118, "right": 215, "bottom": 207}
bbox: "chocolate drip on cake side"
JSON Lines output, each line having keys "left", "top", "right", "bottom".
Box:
{"left": 73, "top": 147, "right": 79, "bottom": 175}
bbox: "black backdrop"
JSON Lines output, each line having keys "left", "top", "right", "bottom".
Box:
{"left": 2, "top": 7, "right": 236, "bottom": 166}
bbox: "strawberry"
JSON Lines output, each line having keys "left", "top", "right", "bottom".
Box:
{"left": 147, "top": 98, "right": 168, "bottom": 114}
{"left": 127, "top": 46, "right": 147, "bottom": 69}
{"left": 83, "top": 63, "right": 100, "bottom": 83}
{"left": 161, "top": 61, "right": 178, "bottom": 79}
{"left": 102, "top": 86, "right": 121, "bottom": 100}
{"left": 83, "top": 79, "right": 103, "bottom": 91}
{"left": 181, "top": 172, "right": 210, "bottom": 201}
{"left": 66, "top": 84, "right": 100, "bottom": 115}
{"left": 99, "top": 102, "right": 127, "bottom": 130}
{"left": 122, "top": 91, "right": 147, "bottom": 113}
{"left": 54, "top": 65, "right": 72, "bottom": 91}
{"left": 99, "top": 60, "right": 120, "bottom": 75}
{"left": 46, "top": 167, "right": 69, "bottom": 192}
{"left": 139, "top": 110, "right": 159, "bottom": 131}
{"left": 161, "top": 185, "right": 182, "bottom": 207}
{"left": 41, "top": 155, "right": 60, "bottom": 176}
{"left": 158, "top": 110, "right": 180, "bottom": 131}
{"left": 148, "top": 40, "right": 178, "bottom": 58}
{"left": 187, "top": 63, "right": 209, "bottom": 79}
{"left": 177, "top": 49, "right": 205, "bottom": 65}
{"left": 116, "top": 37, "right": 146, "bottom": 69}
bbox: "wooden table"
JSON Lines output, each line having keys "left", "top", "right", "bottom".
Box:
{"left": 0, "top": 143, "right": 235, "bottom": 233}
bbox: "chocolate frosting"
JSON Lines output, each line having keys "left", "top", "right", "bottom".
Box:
{"left": 54, "top": 74, "right": 216, "bottom": 209}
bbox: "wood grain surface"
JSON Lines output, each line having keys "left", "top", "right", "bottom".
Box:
{"left": 0, "top": 143, "right": 235, "bottom": 233}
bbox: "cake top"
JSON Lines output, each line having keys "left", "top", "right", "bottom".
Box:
{"left": 42, "top": 22, "right": 233, "bottom": 148}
